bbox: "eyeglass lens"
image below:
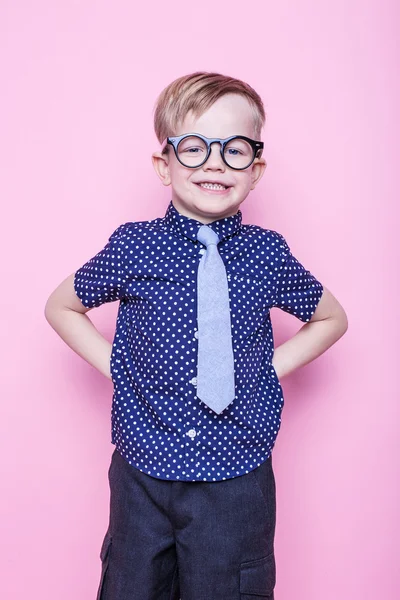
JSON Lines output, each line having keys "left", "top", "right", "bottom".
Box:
{"left": 177, "top": 136, "right": 255, "bottom": 169}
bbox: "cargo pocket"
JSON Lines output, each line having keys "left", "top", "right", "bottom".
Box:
{"left": 240, "top": 551, "right": 276, "bottom": 599}
{"left": 96, "top": 530, "right": 112, "bottom": 600}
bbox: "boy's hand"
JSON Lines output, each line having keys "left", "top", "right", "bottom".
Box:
{"left": 272, "top": 286, "right": 348, "bottom": 379}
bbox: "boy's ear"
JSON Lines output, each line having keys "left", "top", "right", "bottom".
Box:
{"left": 152, "top": 152, "right": 171, "bottom": 186}
{"left": 250, "top": 157, "right": 267, "bottom": 190}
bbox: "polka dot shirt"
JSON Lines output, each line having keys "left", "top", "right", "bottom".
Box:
{"left": 74, "top": 200, "right": 324, "bottom": 481}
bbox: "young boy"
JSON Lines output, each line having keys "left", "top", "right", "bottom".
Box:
{"left": 45, "top": 72, "right": 348, "bottom": 600}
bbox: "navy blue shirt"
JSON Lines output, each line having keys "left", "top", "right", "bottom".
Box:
{"left": 74, "top": 200, "right": 324, "bottom": 481}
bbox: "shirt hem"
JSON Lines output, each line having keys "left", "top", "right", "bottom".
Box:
{"left": 110, "top": 441, "right": 273, "bottom": 482}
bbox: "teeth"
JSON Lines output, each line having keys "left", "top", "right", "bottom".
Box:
{"left": 199, "top": 182, "right": 227, "bottom": 190}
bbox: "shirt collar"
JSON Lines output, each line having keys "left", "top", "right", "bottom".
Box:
{"left": 163, "top": 200, "right": 243, "bottom": 243}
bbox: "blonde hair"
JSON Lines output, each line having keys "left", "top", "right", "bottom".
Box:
{"left": 153, "top": 71, "right": 266, "bottom": 144}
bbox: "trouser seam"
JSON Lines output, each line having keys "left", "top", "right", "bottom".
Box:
{"left": 169, "top": 560, "right": 179, "bottom": 600}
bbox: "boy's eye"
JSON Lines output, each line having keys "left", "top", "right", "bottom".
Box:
{"left": 224, "top": 139, "right": 253, "bottom": 162}
{"left": 226, "top": 148, "right": 242, "bottom": 156}
{"left": 178, "top": 136, "right": 207, "bottom": 157}
{"left": 183, "top": 146, "right": 204, "bottom": 154}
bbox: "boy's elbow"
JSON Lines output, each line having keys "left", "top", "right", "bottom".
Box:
{"left": 337, "top": 308, "right": 349, "bottom": 337}
{"left": 44, "top": 295, "right": 62, "bottom": 324}
{"left": 328, "top": 302, "right": 349, "bottom": 343}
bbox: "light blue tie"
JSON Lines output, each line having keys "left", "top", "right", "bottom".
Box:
{"left": 196, "top": 225, "right": 235, "bottom": 414}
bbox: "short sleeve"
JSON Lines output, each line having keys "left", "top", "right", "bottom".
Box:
{"left": 272, "top": 233, "right": 324, "bottom": 322}
{"left": 74, "top": 224, "right": 128, "bottom": 309}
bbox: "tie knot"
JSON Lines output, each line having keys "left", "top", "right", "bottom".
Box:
{"left": 197, "top": 225, "right": 220, "bottom": 247}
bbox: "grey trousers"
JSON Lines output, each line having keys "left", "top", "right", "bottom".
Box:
{"left": 97, "top": 448, "right": 277, "bottom": 600}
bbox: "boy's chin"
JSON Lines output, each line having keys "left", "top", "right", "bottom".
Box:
{"left": 194, "top": 194, "right": 246, "bottom": 217}
{"left": 174, "top": 198, "right": 242, "bottom": 223}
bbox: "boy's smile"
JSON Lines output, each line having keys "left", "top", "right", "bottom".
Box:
{"left": 152, "top": 94, "right": 267, "bottom": 224}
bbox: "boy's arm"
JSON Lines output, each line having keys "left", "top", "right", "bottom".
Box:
{"left": 44, "top": 273, "right": 113, "bottom": 381}
{"left": 272, "top": 286, "right": 348, "bottom": 379}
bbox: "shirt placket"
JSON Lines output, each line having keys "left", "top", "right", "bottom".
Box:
{"left": 181, "top": 243, "right": 207, "bottom": 479}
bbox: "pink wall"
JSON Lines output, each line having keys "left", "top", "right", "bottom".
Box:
{"left": 1, "top": 1, "right": 398, "bottom": 598}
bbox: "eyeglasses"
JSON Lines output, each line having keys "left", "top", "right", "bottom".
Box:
{"left": 161, "top": 133, "right": 264, "bottom": 170}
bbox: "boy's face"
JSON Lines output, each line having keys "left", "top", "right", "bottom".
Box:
{"left": 152, "top": 94, "right": 267, "bottom": 224}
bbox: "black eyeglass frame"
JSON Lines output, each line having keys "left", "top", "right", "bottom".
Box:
{"left": 161, "top": 133, "right": 264, "bottom": 171}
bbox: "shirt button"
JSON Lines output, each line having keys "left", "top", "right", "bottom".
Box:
{"left": 187, "top": 429, "right": 197, "bottom": 438}
{"left": 189, "top": 377, "right": 197, "bottom": 386}
{"left": 199, "top": 248, "right": 206, "bottom": 255}
{"left": 194, "top": 330, "right": 199, "bottom": 339}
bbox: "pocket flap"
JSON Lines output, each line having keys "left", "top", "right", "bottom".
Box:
{"left": 240, "top": 552, "right": 276, "bottom": 595}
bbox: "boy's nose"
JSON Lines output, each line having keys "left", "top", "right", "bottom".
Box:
{"left": 203, "top": 143, "right": 225, "bottom": 171}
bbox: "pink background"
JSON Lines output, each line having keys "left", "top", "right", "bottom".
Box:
{"left": 1, "top": 1, "right": 398, "bottom": 598}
